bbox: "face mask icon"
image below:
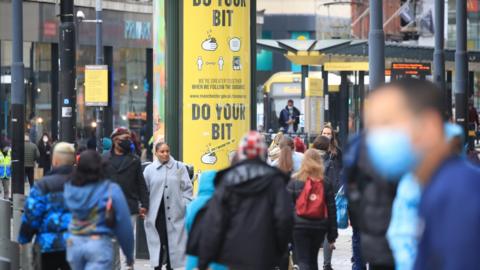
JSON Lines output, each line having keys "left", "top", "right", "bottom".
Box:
{"left": 229, "top": 37, "right": 241, "bottom": 52}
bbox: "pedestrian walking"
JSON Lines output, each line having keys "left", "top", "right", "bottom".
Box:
{"left": 279, "top": 99, "right": 301, "bottom": 133}
{"left": 64, "top": 150, "right": 134, "bottom": 270}
{"left": 294, "top": 136, "right": 306, "bottom": 153}
{"left": 37, "top": 133, "right": 52, "bottom": 175}
{"left": 143, "top": 142, "right": 192, "bottom": 269}
{"left": 24, "top": 133, "right": 40, "bottom": 188}
{"left": 103, "top": 127, "right": 149, "bottom": 267}
{"left": 18, "top": 142, "right": 76, "bottom": 270}
{"left": 197, "top": 131, "right": 293, "bottom": 270}
{"left": 268, "top": 132, "right": 284, "bottom": 164}
{"left": 362, "top": 78, "right": 480, "bottom": 269}
{"left": 321, "top": 124, "right": 343, "bottom": 170}
{"left": 185, "top": 171, "right": 227, "bottom": 270}
{"left": 386, "top": 123, "right": 464, "bottom": 270}
{"left": 272, "top": 136, "right": 304, "bottom": 175}
{"left": 0, "top": 144, "right": 11, "bottom": 200}
{"left": 287, "top": 149, "right": 338, "bottom": 270}
{"left": 312, "top": 135, "right": 342, "bottom": 270}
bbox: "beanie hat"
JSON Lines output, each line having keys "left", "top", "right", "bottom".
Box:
{"left": 111, "top": 127, "right": 130, "bottom": 139}
{"left": 238, "top": 131, "right": 267, "bottom": 161}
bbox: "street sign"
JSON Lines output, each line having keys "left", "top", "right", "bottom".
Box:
{"left": 85, "top": 65, "right": 109, "bottom": 106}
{"left": 182, "top": 0, "right": 251, "bottom": 172}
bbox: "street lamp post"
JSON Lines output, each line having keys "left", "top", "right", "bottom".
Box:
{"left": 95, "top": 0, "right": 103, "bottom": 151}
{"left": 59, "top": 0, "right": 77, "bottom": 143}
{"left": 454, "top": 0, "right": 468, "bottom": 133}
{"left": 433, "top": 0, "right": 446, "bottom": 115}
{"left": 368, "top": 0, "right": 385, "bottom": 90}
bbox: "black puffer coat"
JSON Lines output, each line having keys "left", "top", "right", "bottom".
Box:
{"left": 103, "top": 152, "right": 149, "bottom": 214}
{"left": 344, "top": 135, "right": 396, "bottom": 267}
{"left": 287, "top": 179, "right": 338, "bottom": 243}
{"left": 197, "top": 159, "right": 293, "bottom": 270}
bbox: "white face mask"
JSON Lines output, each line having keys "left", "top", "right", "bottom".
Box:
{"left": 42, "top": 137, "right": 48, "bottom": 143}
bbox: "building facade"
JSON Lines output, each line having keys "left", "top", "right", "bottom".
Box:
{"left": 0, "top": 0, "right": 152, "bottom": 144}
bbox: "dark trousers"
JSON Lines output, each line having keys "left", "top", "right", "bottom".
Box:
{"left": 293, "top": 228, "right": 326, "bottom": 270}
{"left": 42, "top": 251, "right": 70, "bottom": 270}
{"left": 369, "top": 266, "right": 394, "bottom": 270}
{"left": 154, "top": 199, "right": 172, "bottom": 270}
{"left": 25, "top": 167, "right": 34, "bottom": 187}
{"left": 352, "top": 226, "right": 366, "bottom": 270}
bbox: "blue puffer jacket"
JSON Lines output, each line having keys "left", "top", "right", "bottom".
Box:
{"left": 185, "top": 171, "right": 227, "bottom": 270}
{"left": 18, "top": 166, "right": 73, "bottom": 252}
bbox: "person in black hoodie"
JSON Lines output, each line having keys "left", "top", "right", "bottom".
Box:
{"left": 287, "top": 149, "right": 338, "bottom": 270}
{"left": 197, "top": 131, "right": 293, "bottom": 270}
{"left": 103, "top": 127, "right": 149, "bottom": 268}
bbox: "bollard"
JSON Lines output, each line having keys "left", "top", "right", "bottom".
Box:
{"left": 0, "top": 200, "right": 11, "bottom": 267}
{"left": 0, "top": 256, "right": 10, "bottom": 270}
{"left": 12, "top": 194, "right": 25, "bottom": 270}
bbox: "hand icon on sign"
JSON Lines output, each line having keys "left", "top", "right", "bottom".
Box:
{"left": 201, "top": 38, "right": 218, "bottom": 51}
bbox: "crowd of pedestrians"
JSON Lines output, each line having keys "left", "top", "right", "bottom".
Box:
{"left": 6, "top": 77, "right": 480, "bottom": 270}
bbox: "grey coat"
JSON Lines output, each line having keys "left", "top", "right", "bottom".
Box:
{"left": 143, "top": 157, "right": 193, "bottom": 268}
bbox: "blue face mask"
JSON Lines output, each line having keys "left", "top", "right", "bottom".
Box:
{"left": 365, "top": 128, "right": 420, "bottom": 181}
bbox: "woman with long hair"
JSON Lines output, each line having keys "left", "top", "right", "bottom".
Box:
{"left": 272, "top": 136, "right": 303, "bottom": 175}
{"left": 64, "top": 150, "right": 134, "bottom": 270}
{"left": 287, "top": 149, "right": 338, "bottom": 270}
{"left": 321, "top": 124, "right": 340, "bottom": 159}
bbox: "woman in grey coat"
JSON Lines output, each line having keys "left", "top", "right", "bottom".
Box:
{"left": 143, "top": 142, "right": 193, "bottom": 269}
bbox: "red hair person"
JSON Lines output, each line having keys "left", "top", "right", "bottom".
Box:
{"left": 293, "top": 137, "right": 306, "bottom": 153}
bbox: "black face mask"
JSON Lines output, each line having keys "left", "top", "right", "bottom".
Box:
{"left": 118, "top": 139, "right": 131, "bottom": 154}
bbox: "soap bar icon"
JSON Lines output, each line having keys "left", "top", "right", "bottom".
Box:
{"left": 229, "top": 37, "right": 241, "bottom": 52}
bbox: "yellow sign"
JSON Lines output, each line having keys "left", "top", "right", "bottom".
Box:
{"left": 183, "top": 0, "right": 251, "bottom": 173}
{"left": 85, "top": 65, "right": 108, "bottom": 106}
{"left": 324, "top": 62, "right": 369, "bottom": 71}
{"left": 306, "top": 78, "right": 323, "bottom": 97}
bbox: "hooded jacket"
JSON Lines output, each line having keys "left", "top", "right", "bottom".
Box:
{"left": 197, "top": 159, "right": 293, "bottom": 270}
{"left": 103, "top": 152, "right": 149, "bottom": 214}
{"left": 185, "top": 171, "right": 227, "bottom": 270}
{"left": 64, "top": 180, "right": 134, "bottom": 265}
{"left": 287, "top": 178, "right": 338, "bottom": 242}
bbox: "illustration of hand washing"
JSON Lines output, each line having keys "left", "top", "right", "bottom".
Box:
{"left": 202, "top": 38, "right": 218, "bottom": 51}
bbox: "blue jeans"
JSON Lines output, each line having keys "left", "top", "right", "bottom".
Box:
{"left": 352, "top": 227, "right": 366, "bottom": 270}
{"left": 67, "top": 235, "right": 114, "bottom": 270}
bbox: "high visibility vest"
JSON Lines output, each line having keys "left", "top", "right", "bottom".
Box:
{"left": 0, "top": 150, "right": 11, "bottom": 178}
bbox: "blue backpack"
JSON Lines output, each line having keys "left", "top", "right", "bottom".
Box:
{"left": 335, "top": 185, "right": 348, "bottom": 229}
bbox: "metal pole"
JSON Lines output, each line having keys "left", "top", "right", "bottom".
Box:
{"left": 454, "top": 0, "right": 468, "bottom": 133}
{"left": 339, "top": 71, "right": 349, "bottom": 148}
{"left": 146, "top": 49, "right": 153, "bottom": 161}
{"left": 95, "top": 0, "right": 103, "bottom": 152}
{"left": 368, "top": 0, "right": 385, "bottom": 90}
{"left": 322, "top": 67, "right": 329, "bottom": 123}
{"left": 165, "top": 0, "right": 180, "bottom": 158}
{"left": 301, "top": 65, "right": 308, "bottom": 99}
{"left": 433, "top": 0, "right": 445, "bottom": 102}
{"left": 59, "top": 0, "right": 76, "bottom": 143}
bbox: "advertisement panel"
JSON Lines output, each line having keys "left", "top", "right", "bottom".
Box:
{"left": 183, "top": 0, "right": 251, "bottom": 173}
{"left": 85, "top": 65, "right": 108, "bottom": 106}
{"left": 153, "top": 0, "right": 166, "bottom": 144}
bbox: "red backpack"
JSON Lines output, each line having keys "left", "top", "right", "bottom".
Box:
{"left": 296, "top": 177, "right": 328, "bottom": 219}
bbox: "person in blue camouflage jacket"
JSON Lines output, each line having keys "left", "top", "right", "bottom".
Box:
{"left": 18, "top": 142, "right": 76, "bottom": 270}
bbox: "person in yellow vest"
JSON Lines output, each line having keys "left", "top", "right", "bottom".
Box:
{"left": 0, "top": 145, "right": 12, "bottom": 200}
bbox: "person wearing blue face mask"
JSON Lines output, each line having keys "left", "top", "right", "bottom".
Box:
{"left": 363, "top": 78, "right": 480, "bottom": 270}
{"left": 386, "top": 123, "right": 464, "bottom": 270}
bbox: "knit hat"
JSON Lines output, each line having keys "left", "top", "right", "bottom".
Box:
{"left": 110, "top": 127, "right": 130, "bottom": 139}
{"left": 238, "top": 131, "right": 267, "bottom": 161}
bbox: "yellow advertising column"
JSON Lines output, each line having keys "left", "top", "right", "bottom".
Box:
{"left": 183, "top": 0, "right": 251, "bottom": 176}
